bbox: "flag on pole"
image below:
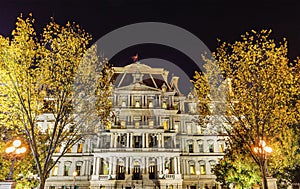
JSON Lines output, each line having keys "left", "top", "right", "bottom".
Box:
{"left": 132, "top": 54, "right": 138, "bottom": 62}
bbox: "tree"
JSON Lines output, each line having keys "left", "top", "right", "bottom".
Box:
{"left": 193, "top": 30, "right": 300, "bottom": 189}
{"left": 213, "top": 142, "right": 261, "bottom": 189}
{"left": 0, "top": 14, "right": 113, "bottom": 189}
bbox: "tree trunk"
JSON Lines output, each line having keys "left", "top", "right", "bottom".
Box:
{"left": 39, "top": 175, "right": 46, "bottom": 189}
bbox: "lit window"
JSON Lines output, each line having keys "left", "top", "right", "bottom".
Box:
{"left": 148, "top": 101, "right": 153, "bottom": 108}
{"left": 174, "top": 121, "right": 180, "bottom": 132}
{"left": 199, "top": 161, "right": 206, "bottom": 175}
{"left": 219, "top": 143, "right": 225, "bottom": 152}
{"left": 121, "top": 101, "right": 126, "bottom": 107}
{"left": 120, "top": 120, "right": 126, "bottom": 128}
{"left": 163, "top": 120, "right": 169, "bottom": 130}
{"left": 77, "top": 143, "right": 83, "bottom": 153}
{"left": 189, "top": 161, "right": 195, "bottom": 175}
{"left": 76, "top": 161, "right": 82, "bottom": 176}
{"left": 135, "top": 101, "right": 140, "bottom": 108}
{"left": 55, "top": 146, "right": 60, "bottom": 153}
{"left": 162, "top": 101, "right": 167, "bottom": 109}
{"left": 52, "top": 165, "right": 58, "bottom": 176}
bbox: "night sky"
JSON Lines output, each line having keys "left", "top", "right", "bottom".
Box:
{"left": 1, "top": 0, "right": 300, "bottom": 91}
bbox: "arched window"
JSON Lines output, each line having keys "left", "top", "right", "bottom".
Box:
{"left": 209, "top": 160, "right": 216, "bottom": 174}
{"left": 64, "top": 161, "right": 72, "bottom": 176}
{"left": 188, "top": 160, "right": 195, "bottom": 175}
{"left": 76, "top": 161, "right": 83, "bottom": 176}
{"left": 197, "top": 140, "right": 204, "bottom": 152}
{"left": 207, "top": 140, "right": 214, "bottom": 153}
{"left": 199, "top": 160, "right": 206, "bottom": 175}
{"left": 187, "top": 140, "right": 194, "bottom": 153}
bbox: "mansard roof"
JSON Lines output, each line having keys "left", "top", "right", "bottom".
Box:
{"left": 112, "top": 61, "right": 183, "bottom": 95}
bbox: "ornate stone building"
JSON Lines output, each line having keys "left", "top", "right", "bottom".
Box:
{"left": 45, "top": 61, "right": 227, "bottom": 189}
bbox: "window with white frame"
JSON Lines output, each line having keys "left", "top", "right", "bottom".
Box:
{"left": 188, "top": 161, "right": 195, "bottom": 175}
{"left": 199, "top": 160, "right": 206, "bottom": 175}
{"left": 76, "top": 161, "right": 83, "bottom": 176}
{"left": 198, "top": 140, "right": 204, "bottom": 152}
{"left": 208, "top": 140, "right": 214, "bottom": 152}
{"left": 209, "top": 160, "right": 216, "bottom": 174}
{"left": 64, "top": 161, "right": 71, "bottom": 176}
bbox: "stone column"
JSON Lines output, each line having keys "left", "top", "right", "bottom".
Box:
{"left": 145, "top": 157, "right": 149, "bottom": 174}
{"left": 174, "top": 157, "right": 178, "bottom": 174}
{"left": 177, "top": 158, "right": 181, "bottom": 174}
{"left": 161, "top": 134, "right": 164, "bottom": 148}
{"left": 160, "top": 157, "right": 163, "bottom": 174}
{"left": 114, "top": 133, "right": 118, "bottom": 148}
{"left": 127, "top": 133, "right": 130, "bottom": 148}
{"left": 126, "top": 157, "right": 129, "bottom": 174}
{"left": 158, "top": 134, "right": 161, "bottom": 148}
{"left": 109, "top": 157, "right": 113, "bottom": 175}
{"left": 112, "top": 157, "right": 116, "bottom": 175}
{"left": 93, "top": 157, "right": 97, "bottom": 175}
{"left": 110, "top": 133, "right": 114, "bottom": 148}
{"left": 142, "top": 133, "right": 145, "bottom": 148}
{"left": 146, "top": 133, "right": 149, "bottom": 148}
{"left": 173, "top": 136, "right": 176, "bottom": 148}
{"left": 96, "top": 157, "right": 101, "bottom": 175}
{"left": 130, "top": 133, "right": 133, "bottom": 148}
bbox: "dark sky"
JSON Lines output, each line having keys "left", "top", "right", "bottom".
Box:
{"left": 1, "top": 0, "right": 300, "bottom": 80}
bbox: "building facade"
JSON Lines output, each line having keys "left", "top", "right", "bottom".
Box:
{"left": 45, "top": 62, "right": 227, "bottom": 189}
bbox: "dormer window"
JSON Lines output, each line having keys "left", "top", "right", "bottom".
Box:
{"left": 121, "top": 101, "right": 126, "bottom": 107}
{"left": 148, "top": 101, "right": 153, "bottom": 108}
{"left": 161, "top": 83, "right": 167, "bottom": 93}
{"left": 162, "top": 101, "right": 167, "bottom": 109}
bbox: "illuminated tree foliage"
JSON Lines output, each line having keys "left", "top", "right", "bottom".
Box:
{"left": 193, "top": 30, "right": 300, "bottom": 189}
{"left": 0, "top": 14, "right": 113, "bottom": 189}
{"left": 213, "top": 142, "right": 261, "bottom": 189}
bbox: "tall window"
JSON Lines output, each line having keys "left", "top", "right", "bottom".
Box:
{"left": 76, "top": 161, "right": 82, "bottom": 176}
{"left": 208, "top": 140, "right": 214, "bottom": 152}
{"left": 209, "top": 160, "right": 216, "bottom": 174}
{"left": 77, "top": 143, "right": 83, "bottom": 153}
{"left": 198, "top": 140, "right": 204, "bottom": 152}
{"left": 188, "top": 144, "right": 194, "bottom": 153}
{"left": 199, "top": 161, "right": 206, "bottom": 175}
{"left": 148, "top": 100, "right": 154, "bottom": 108}
{"left": 188, "top": 140, "right": 194, "bottom": 153}
{"left": 52, "top": 165, "right": 58, "bottom": 176}
{"left": 64, "top": 162, "right": 71, "bottom": 176}
{"left": 162, "top": 101, "right": 167, "bottom": 109}
{"left": 189, "top": 161, "right": 195, "bottom": 175}
{"left": 218, "top": 140, "right": 225, "bottom": 152}
{"left": 162, "top": 119, "right": 169, "bottom": 130}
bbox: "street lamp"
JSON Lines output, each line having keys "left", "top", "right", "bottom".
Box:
{"left": 73, "top": 171, "right": 77, "bottom": 189}
{"left": 196, "top": 170, "right": 200, "bottom": 189}
{"left": 5, "top": 139, "right": 27, "bottom": 180}
{"left": 253, "top": 139, "right": 273, "bottom": 176}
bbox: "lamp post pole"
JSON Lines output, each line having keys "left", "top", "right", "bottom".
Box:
{"left": 196, "top": 171, "right": 200, "bottom": 189}
{"left": 253, "top": 139, "right": 273, "bottom": 189}
{"left": 73, "top": 171, "right": 77, "bottom": 189}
